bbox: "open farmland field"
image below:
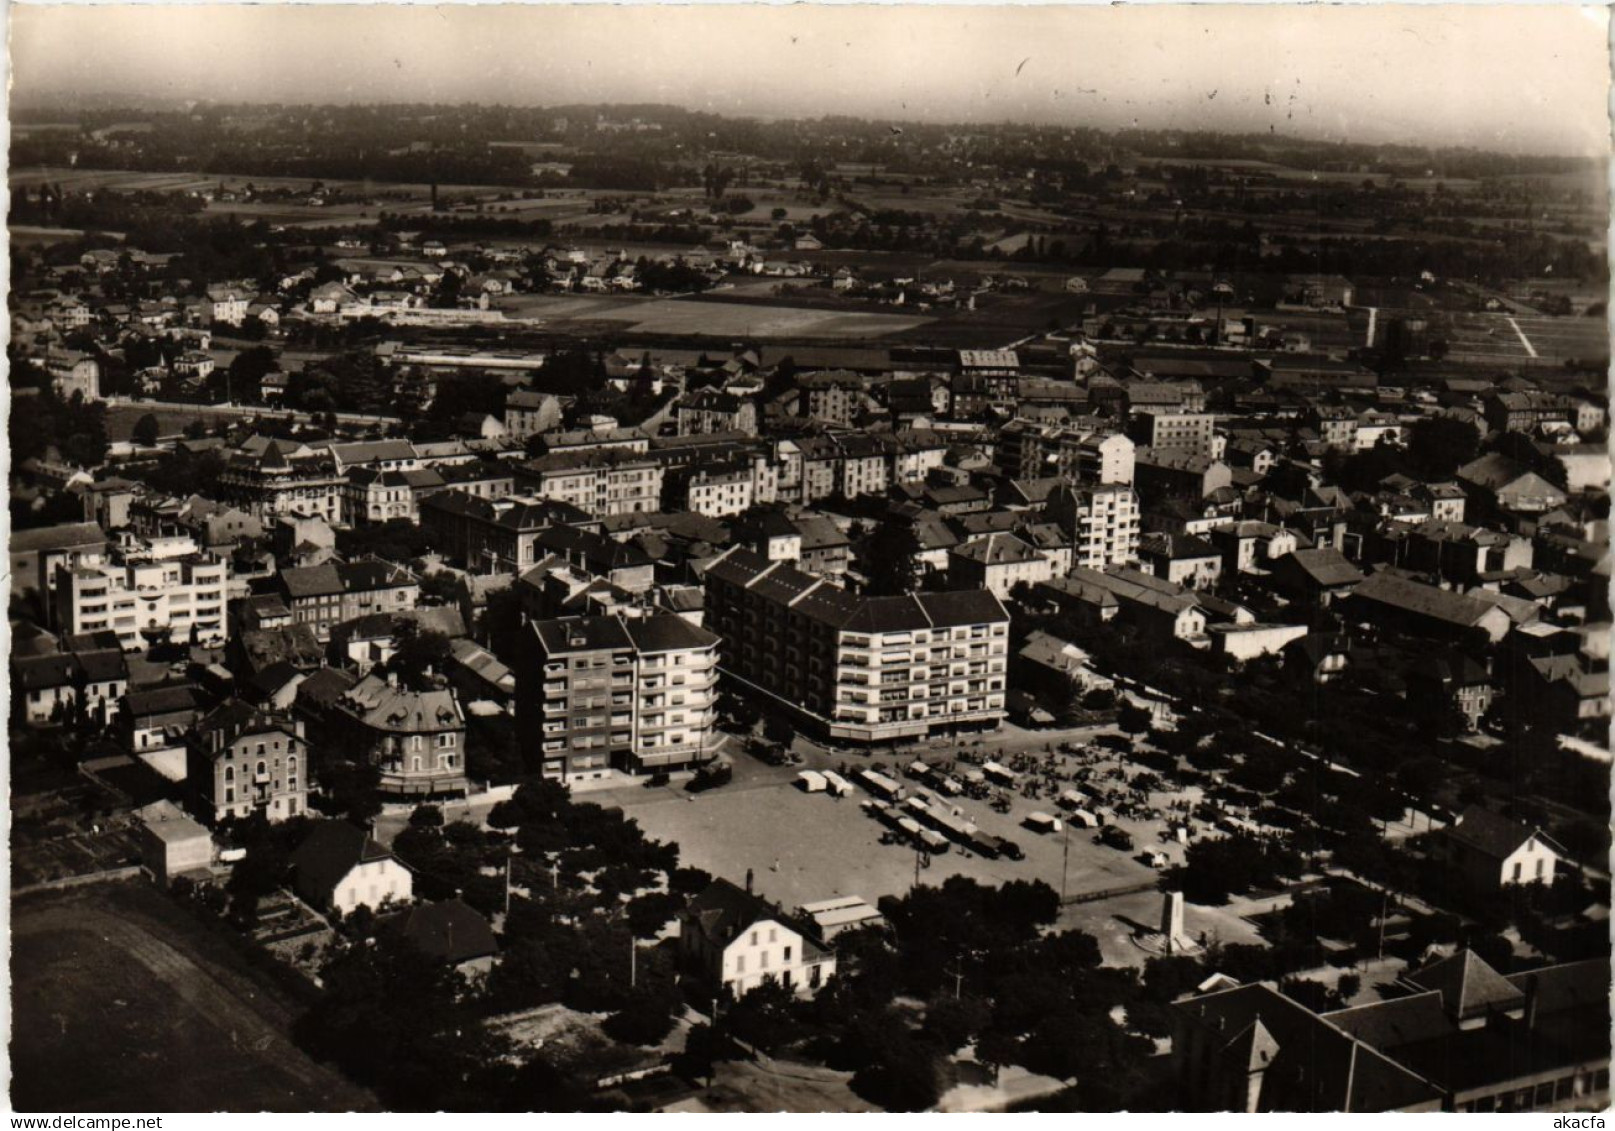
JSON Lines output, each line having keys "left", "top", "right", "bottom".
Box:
{"left": 10, "top": 225, "right": 123, "bottom": 246}
{"left": 890, "top": 290, "right": 1093, "bottom": 346}
{"left": 11, "top": 166, "right": 516, "bottom": 199}
{"left": 10, "top": 168, "right": 220, "bottom": 194}
{"left": 1426, "top": 310, "right": 1607, "bottom": 366}
{"left": 496, "top": 292, "right": 932, "bottom": 338}
{"left": 1507, "top": 314, "right": 1609, "bottom": 362}
{"left": 11, "top": 881, "right": 375, "bottom": 1112}
{"left": 199, "top": 200, "right": 392, "bottom": 227}
{"left": 625, "top": 298, "right": 931, "bottom": 338}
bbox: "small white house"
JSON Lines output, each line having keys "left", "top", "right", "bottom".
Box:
{"left": 681, "top": 878, "right": 836, "bottom": 997}
{"left": 291, "top": 820, "right": 413, "bottom": 915}
{"left": 1445, "top": 805, "right": 1567, "bottom": 894}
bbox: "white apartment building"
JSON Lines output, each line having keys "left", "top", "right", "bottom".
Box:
{"left": 1048, "top": 484, "right": 1141, "bottom": 570}
{"left": 53, "top": 535, "right": 229, "bottom": 650}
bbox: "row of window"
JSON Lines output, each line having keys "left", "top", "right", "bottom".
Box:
{"left": 1462, "top": 1070, "right": 1606, "bottom": 1112}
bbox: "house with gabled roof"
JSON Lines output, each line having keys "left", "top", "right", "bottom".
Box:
{"left": 397, "top": 898, "right": 498, "bottom": 974}
{"left": 1456, "top": 453, "right": 1568, "bottom": 518}
{"left": 291, "top": 820, "right": 413, "bottom": 915}
{"left": 1444, "top": 805, "right": 1568, "bottom": 893}
{"left": 948, "top": 531, "right": 1053, "bottom": 599}
{"left": 1269, "top": 546, "right": 1364, "bottom": 607}
{"left": 680, "top": 878, "right": 836, "bottom": 998}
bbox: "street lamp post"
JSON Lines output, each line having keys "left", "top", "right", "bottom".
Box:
{"left": 1060, "top": 818, "right": 1071, "bottom": 903}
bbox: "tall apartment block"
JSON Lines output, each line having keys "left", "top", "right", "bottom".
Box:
{"left": 703, "top": 548, "right": 1009, "bottom": 744}
{"left": 517, "top": 614, "right": 721, "bottom": 781}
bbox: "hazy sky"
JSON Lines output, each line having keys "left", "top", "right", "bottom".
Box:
{"left": 9, "top": 3, "right": 1611, "bottom": 155}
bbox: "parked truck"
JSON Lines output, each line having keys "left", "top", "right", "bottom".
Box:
{"left": 858, "top": 769, "right": 906, "bottom": 802}
{"left": 1025, "top": 811, "right": 1063, "bottom": 835}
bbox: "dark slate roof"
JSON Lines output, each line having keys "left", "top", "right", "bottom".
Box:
{"left": 1140, "top": 532, "right": 1220, "bottom": 561}
{"left": 76, "top": 648, "right": 128, "bottom": 683}
{"left": 441, "top": 458, "right": 516, "bottom": 485}
{"left": 1456, "top": 453, "right": 1530, "bottom": 491}
{"left": 280, "top": 563, "right": 344, "bottom": 599}
{"left": 624, "top": 614, "right": 720, "bottom": 654}
{"left": 194, "top": 698, "right": 296, "bottom": 750}
{"left": 749, "top": 564, "right": 822, "bottom": 607}
{"left": 123, "top": 683, "right": 206, "bottom": 718}
{"left": 536, "top": 524, "right": 652, "bottom": 571}
{"left": 398, "top": 898, "right": 499, "bottom": 964}
{"left": 248, "top": 660, "right": 303, "bottom": 696}
{"left": 1349, "top": 571, "right": 1496, "bottom": 628}
{"left": 1405, "top": 950, "right": 1525, "bottom": 1021}
{"left": 533, "top": 615, "right": 635, "bottom": 656}
{"left": 1328, "top": 954, "right": 1611, "bottom": 1096}
{"left": 239, "top": 624, "right": 325, "bottom": 674}
{"left": 1445, "top": 805, "right": 1538, "bottom": 862}
{"left": 1325, "top": 992, "right": 1453, "bottom": 1050}
{"left": 840, "top": 595, "right": 932, "bottom": 635}
{"left": 1284, "top": 547, "right": 1365, "bottom": 588}
{"left": 12, "top": 653, "right": 80, "bottom": 691}
{"left": 295, "top": 666, "right": 358, "bottom": 709}
{"left": 701, "top": 546, "right": 774, "bottom": 588}
{"left": 339, "top": 559, "right": 418, "bottom": 592}
{"left": 791, "top": 582, "right": 863, "bottom": 628}
{"left": 918, "top": 588, "right": 1010, "bottom": 629}
{"left": 951, "top": 532, "right": 1041, "bottom": 566}
{"left": 61, "top": 629, "right": 124, "bottom": 653}
{"left": 291, "top": 821, "right": 398, "bottom": 905}
{"left": 684, "top": 878, "right": 783, "bottom": 949}
{"left": 10, "top": 521, "right": 107, "bottom": 553}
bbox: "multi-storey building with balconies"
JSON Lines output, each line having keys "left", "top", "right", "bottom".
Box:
{"left": 995, "top": 420, "right": 1136, "bottom": 485}
{"left": 517, "top": 614, "right": 721, "bottom": 781}
{"left": 218, "top": 436, "right": 345, "bottom": 523}
{"left": 1047, "top": 483, "right": 1141, "bottom": 570}
{"left": 52, "top": 534, "right": 229, "bottom": 651}
{"left": 703, "top": 548, "right": 1009, "bottom": 744}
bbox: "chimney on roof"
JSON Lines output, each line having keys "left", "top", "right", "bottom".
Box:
{"left": 1523, "top": 973, "right": 1540, "bottom": 1032}
{"left": 745, "top": 867, "right": 754, "bottom": 895}
{"left": 386, "top": 670, "right": 398, "bottom": 688}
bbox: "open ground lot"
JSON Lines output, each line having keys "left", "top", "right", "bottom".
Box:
{"left": 11, "top": 881, "right": 375, "bottom": 1112}
{"left": 607, "top": 729, "right": 1164, "bottom": 913}
{"left": 604, "top": 730, "right": 1266, "bottom": 971}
